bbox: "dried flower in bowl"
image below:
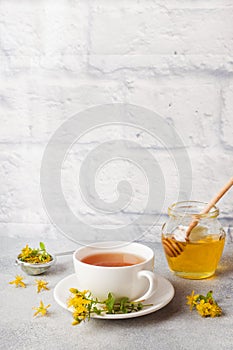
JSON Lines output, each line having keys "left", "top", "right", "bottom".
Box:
{"left": 16, "top": 242, "right": 56, "bottom": 275}
{"left": 18, "top": 242, "right": 52, "bottom": 264}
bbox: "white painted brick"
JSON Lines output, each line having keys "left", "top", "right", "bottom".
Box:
{"left": 0, "top": 144, "right": 49, "bottom": 224}
{"left": 220, "top": 84, "right": 233, "bottom": 149}
{"left": 0, "top": 0, "right": 233, "bottom": 240}
{"left": 0, "top": 0, "right": 88, "bottom": 78}
{"left": 0, "top": 1, "right": 88, "bottom": 57}
{"left": 27, "top": 80, "right": 125, "bottom": 142}
{"left": 0, "top": 223, "right": 58, "bottom": 239}
{"left": 124, "top": 79, "right": 221, "bottom": 148}
{"left": 0, "top": 79, "right": 124, "bottom": 143}
{"left": 89, "top": 54, "right": 233, "bottom": 77}
{"left": 0, "top": 86, "right": 32, "bottom": 143}
{"left": 90, "top": 4, "right": 233, "bottom": 55}
{"left": 1, "top": 53, "right": 88, "bottom": 79}
{"left": 89, "top": 1, "right": 233, "bottom": 75}
{"left": 190, "top": 148, "right": 233, "bottom": 218}
{"left": 91, "top": 0, "right": 233, "bottom": 10}
{"left": 62, "top": 142, "right": 188, "bottom": 222}
{"left": 159, "top": 0, "right": 233, "bottom": 9}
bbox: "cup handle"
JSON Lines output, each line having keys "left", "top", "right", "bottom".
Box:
{"left": 133, "top": 270, "right": 158, "bottom": 302}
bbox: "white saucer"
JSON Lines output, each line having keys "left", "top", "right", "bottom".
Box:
{"left": 54, "top": 273, "right": 175, "bottom": 319}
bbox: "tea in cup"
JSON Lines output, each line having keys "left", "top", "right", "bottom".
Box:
{"left": 73, "top": 241, "right": 157, "bottom": 301}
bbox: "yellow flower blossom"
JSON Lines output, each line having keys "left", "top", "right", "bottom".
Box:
{"left": 72, "top": 310, "right": 88, "bottom": 325}
{"left": 196, "top": 300, "right": 211, "bottom": 317}
{"left": 33, "top": 300, "right": 51, "bottom": 317}
{"left": 67, "top": 295, "right": 91, "bottom": 309}
{"left": 67, "top": 289, "right": 92, "bottom": 325}
{"left": 9, "top": 275, "right": 26, "bottom": 288}
{"left": 21, "top": 244, "right": 32, "bottom": 258}
{"left": 196, "top": 299, "right": 222, "bottom": 318}
{"left": 35, "top": 279, "right": 49, "bottom": 293}
{"left": 209, "top": 303, "right": 222, "bottom": 318}
{"left": 68, "top": 289, "right": 91, "bottom": 308}
{"left": 67, "top": 289, "right": 96, "bottom": 325}
{"left": 186, "top": 290, "right": 222, "bottom": 318}
{"left": 186, "top": 290, "right": 199, "bottom": 310}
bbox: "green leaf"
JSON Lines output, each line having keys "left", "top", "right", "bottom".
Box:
{"left": 136, "top": 302, "right": 143, "bottom": 311}
{"left": 105, "top": 293, "right": 115, "bottom": 314}
{"left": 92, "top": 306, "right": 102, "bottom": 315}
{"left": 120, "top": 297, "right": 129, "bottom": 313}
{"left": 206, "top": 291, "right": 213, "bottom": 299}
{"left": 39, "top": 242, "right": 46, "bottom": 251}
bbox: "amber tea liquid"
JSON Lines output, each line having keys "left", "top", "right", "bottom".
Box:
{"left": 81, "top": 252, "right": 144, "bottom": 267}
{"left": 163, "top": 234, "right": 225, "bottom": 279}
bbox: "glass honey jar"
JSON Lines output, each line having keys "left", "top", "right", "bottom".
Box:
{"left": 162, "top": 201, "right": 226, "bottom": 279}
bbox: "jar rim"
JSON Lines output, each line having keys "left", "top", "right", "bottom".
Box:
{"left": 168, "top": 200, "right": 219, "bottom": 218}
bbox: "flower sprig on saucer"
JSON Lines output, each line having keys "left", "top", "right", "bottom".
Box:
{"left": 67, "top": 288, "right": 152, "bottom": 325}
{"left": 186, "top": 290, "right": 222, "bottom": 318}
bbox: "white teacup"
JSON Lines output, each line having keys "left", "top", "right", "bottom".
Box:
{"left": 73, "top": 241, "right": 157, "bottom": 301}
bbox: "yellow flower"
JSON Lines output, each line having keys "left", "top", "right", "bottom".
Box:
{"left": 68, "top": 295, "right": 91, "bottom": 308}
{"left": 68, "top": 289, "right": 91, "bottom": 309}
{"left": 186, "top": 290, "right": 222, "bottom": 318}
{"left": 196, "top": 299, "right": 222, "bottom": 318}
{"left": 9, "top": 275, "right": 26, "bottom": 288}
{"left": 70, "top": 288, "right": 90, "bottom": 296}
{"left": 21, "top": 244, "right": 32, "bottom": 258}
{"left": 18, "top": 242, "right": 52, "bottom": 264}
{"left": 67, "top": 289, "right": 92, "bottom": 325}
{"left": 186, "top": 290, "right": 199, "bottom": 310}
{"left": 35, "top": 279, "right": 49, "bottom": 293}
{"left": 33, "top": 300, "right": 51, "bottom": 317}
{"left": 209, "top": 304, "right": 222, "bottom": 318}
{"left": 72, "top": 309, "right": 88, "bottom": 325}
{"left": 72, "top": 320, "right": 80, "bottom": 326}
{"left": 196, "top": 300, "right": 210, "bottom": 317}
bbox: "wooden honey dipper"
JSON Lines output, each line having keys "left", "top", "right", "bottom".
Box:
{"left": 162, "top": 177, "right": 233, "bottom": 258}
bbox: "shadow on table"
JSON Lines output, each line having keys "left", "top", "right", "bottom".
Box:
{"left": 46, "top": 260, "right": 73, "bottom": 277}
{"left": 215, "top": 245, "right": 233, "bottom": 278}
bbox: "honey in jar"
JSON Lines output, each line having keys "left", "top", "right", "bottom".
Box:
{"left": 162, "top": 201, "right": 226, "bottom": 279}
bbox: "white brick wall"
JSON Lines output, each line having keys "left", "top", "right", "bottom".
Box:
{"left": 0, "top": 0, "right": 233, "bottom": 241}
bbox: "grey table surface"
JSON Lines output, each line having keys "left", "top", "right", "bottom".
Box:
{"left": 1, "top": 235, "right": 233, "bottom": 350}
